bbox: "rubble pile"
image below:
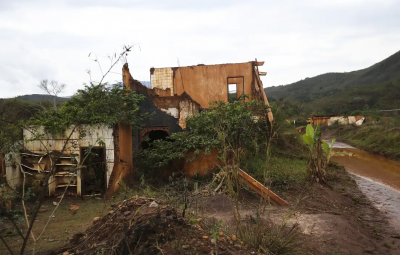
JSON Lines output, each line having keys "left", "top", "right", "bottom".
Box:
{"left": 59, "top": 196, "right": 181, "bottom": 255}
{"left": 57, "top": 196, "right": 250, "bottom": 255}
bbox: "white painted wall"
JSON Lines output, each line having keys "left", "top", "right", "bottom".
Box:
{"left": 20, "top": 125, "right": 115, "bottom": 191}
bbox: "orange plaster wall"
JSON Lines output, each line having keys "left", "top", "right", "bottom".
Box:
{"left": 183, "top": 149, "right": 220, "bottom": 177}
{"left": 173, "top": 63, "right": 254, "bottom": 108}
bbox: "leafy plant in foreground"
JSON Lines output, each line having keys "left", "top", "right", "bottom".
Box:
{"left": 302, "top": 124, "right": 335, "bottom": 183}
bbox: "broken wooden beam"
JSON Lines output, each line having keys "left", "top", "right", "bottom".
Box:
{"left": 238, "top": 168, "right": 289, "bottom": 206}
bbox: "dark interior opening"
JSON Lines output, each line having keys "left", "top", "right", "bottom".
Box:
{"left": 141, "top": 130, "right": 169, "bottom": 149}
{"left": 80, "top": 147, "right": 106, "bottom": 195}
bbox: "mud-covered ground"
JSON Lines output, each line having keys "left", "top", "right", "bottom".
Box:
{"left": 195, "top": 164, "right": 400, "bottom": 254}
{"left": 326, "top": 129, "right": 400, "bottom": 235}
{"left": 2, "top": 164, "right": 400, "bottom": 254}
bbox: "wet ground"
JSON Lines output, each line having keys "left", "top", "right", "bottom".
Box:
{"left": 330, "top": 142, "right": 400, "bottom": 232}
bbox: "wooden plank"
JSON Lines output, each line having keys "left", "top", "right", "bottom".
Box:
{"left": 238, "top": 168, "right": 289, "bottom": 206}
{"left": 258, "top": 72, "right": 267, "bottom": 76}
{"left": 239, "top": 176, "right": 278, "bottom": 206}
{"left": 255, "top": 61, "right": 264, "bottom": 66}
{"left": 254, "top": 70, "right": 274, "bottom": 122}
{"left": 56, "top": 184, "right": 77, "bottom": 188}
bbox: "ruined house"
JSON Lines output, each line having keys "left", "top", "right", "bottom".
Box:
{"left": 307, "top": 115, "right": 365, "bottom": 126}
{"left": 124, "top": 60, "right": 272, "bottom": 148}
{"left": 4, "top": 60, "right": 272, "bottom": 198}
{"left": 148, "top": 61, "right": 273, "bottom": 120}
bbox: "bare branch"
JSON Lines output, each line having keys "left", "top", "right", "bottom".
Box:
{"left": 0, "top": 233, "right": 14, "bottom": 255}
{"left": 37, "top": 79, "right": 66, "bottom": 111}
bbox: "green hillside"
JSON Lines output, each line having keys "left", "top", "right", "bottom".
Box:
{"left": 10, "top": 94, "right": 70, "bottom": 103}
{"left": 265, "top": 50, "right": 400, "bottom": 114}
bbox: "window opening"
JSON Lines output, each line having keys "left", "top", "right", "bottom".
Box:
{"left": 228, "top": 84, "right": 237, "bottom": 103}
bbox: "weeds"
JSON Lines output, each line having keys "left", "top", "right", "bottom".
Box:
{"left": 235, "top": 218, "right": 300, "bottom": 254}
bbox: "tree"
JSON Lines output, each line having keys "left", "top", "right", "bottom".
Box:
{"left": 140, "top": 98, "right": 271, "bottom": 170}
{"left": 37, "top": 80, "right": 66, "bottom": 111}
{"left": 140, "top": 98, "right": 272, "bottom": 230}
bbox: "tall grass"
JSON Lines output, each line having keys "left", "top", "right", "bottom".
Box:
{"left": 233, "top": 217, "right": 301, "bottom": 254}
{"left": 243, "top": 155, "right": 308, "bottom": 190}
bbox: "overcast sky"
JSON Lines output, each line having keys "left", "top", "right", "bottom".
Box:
{"left": 0, "top": 0, "right": 399, "bottom": 98}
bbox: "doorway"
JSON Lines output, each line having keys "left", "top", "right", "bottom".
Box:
{"left": 80, "top": 147, "right": 106, "bottom": 195}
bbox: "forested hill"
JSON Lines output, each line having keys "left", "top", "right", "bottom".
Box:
{"left": 8, "top": 94, "right": 70, "bottom": 103}
{"left": 265, "top": 50, "right": 400, "bottom": 114}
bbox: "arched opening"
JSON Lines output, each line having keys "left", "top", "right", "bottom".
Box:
{"left": 141, "top": 129, "right": 169, "bottom": 149}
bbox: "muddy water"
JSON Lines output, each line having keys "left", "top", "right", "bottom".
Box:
{"left": 331, "top": 148, "right": 400, "bottom": 190}
{"left": 330, "top": 144, "right": 400, "bottom": 231}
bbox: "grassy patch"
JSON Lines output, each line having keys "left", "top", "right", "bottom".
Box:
{"left": 243, "top": 155, "right": 308, "bottom": 189}
{"left": 2, "top": 197, "right": 108, "bottom": 254}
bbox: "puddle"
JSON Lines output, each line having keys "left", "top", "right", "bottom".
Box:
{"left": 330, "top": 142, "right": 400, "bottom": 231}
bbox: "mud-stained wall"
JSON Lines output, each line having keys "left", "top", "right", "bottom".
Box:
{"left": 183, "top": 149, "right": 220, "bottom": 177}
{"left": 178, "top": 96, "right": 200, "bottom": 129}
{"left": 312, "top": 117, "right": 330, "bottom": 126}
{"left": 151, "top": 62, "right": 255, "bottom": 109}
{"left": 106, "top": 123, "right": 132, "bottom": 197}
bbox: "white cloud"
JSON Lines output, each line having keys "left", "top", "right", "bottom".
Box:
{"left": 0, "top": 0, "right": 399, "bottom": 98}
